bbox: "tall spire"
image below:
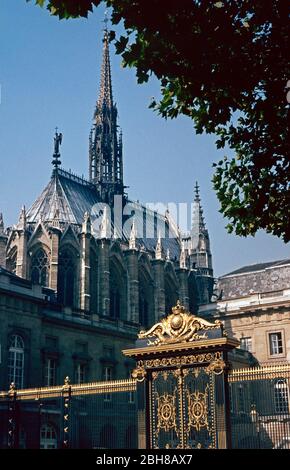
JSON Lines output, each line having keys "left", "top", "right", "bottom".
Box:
{"left": 192, "top": 181, "right": 206, "bottom": 235}
{"left": 89, "top": 17, "right": 124, "bottom": 204}
{"left": 190, "top": 182, "right": 212, "bottom": 272}
{"left": 191, "top": 182, "right": 206, "bottom": 251}
{"left": 97, "top": 20, "right": 113, "bottom": 110}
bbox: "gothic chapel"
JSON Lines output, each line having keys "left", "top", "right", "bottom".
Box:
{"left": 0, "top": 28, "right": 213, "bottom": 333}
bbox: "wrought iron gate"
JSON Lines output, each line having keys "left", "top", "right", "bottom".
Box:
{"left": 150, "top": 366, "right": 218, "bottom": 448}
{"left": 124, "top": 301, "right": 237, "bottom": 449}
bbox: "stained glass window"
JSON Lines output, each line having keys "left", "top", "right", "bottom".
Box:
{"left": 31, "top": 248, "right": 49, "bottom": 286}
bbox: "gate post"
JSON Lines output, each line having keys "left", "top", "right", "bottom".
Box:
{"left": 131, "top": 366, "right": 148, "bottom": 449}
{"left": 7, "top": 382, "right": 19, "bottom": 449}
{"left": 62, "top": 376, "right": 71, "bottom": 449}
{"left": 123, "top": 301, "right": 239, "bottom": 449}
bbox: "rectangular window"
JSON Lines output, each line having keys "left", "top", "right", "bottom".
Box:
{"left": 269, "top": 332, "right": 283, "bottom": 355}
{"left": 8, "top": 351, "right": 24, "bottom": 389}
{"left": 104, "top": 366, "right": 112, "bottom": 402}
{"left": 75, "top": 363, "right": 86, "bottom": 384}
{"left": 274, "top": 380, "right": 289, "bottom": 414}
{"left": 45, "top": 359, "right": 56, "bottom": 386}
{"left": 240, "top": 337, "right": 252, "bottom": 352}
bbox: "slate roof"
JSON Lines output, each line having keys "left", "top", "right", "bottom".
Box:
{"left": 222, "top": 259, "right": 290, "bottom": 278}
{"left": 26, "top": 169, "right": 99, "bottom": 225}
{"left": 26, "top": 169, "right": 181, "bottom": 259}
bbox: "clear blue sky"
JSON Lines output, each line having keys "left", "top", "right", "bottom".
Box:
{"left": 0, "top": 0, "right": 288, "bottom": 276}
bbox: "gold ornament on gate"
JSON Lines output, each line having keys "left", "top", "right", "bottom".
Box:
{"left": 186, "top": 385, "right": 210, "bottom": 432}
{"left": 156, "top": 391, "right": 178, "bottom": 435}
{"left": 138, "top": 301, "right": 223, "bottom": 346}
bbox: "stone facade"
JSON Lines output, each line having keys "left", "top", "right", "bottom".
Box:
{"left": 200, "top": 259, "right": 290, "bottom": 365}
{"left": 0, "top": 267, "right": 137, "bottom": 391}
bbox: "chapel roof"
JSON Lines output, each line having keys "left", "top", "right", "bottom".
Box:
{"left": 25, "top": 168, "right": 181, "bottom": 259}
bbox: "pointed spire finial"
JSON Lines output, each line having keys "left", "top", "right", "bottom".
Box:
{"left": 52, "top": 129, "right": 62, "bottom": 170}
{"left": 82, "top": 211, "right": 91, "bottom": 235}
{"left": 155, "top": 231, "right": 163, "bottom": 260}
{"left": 17, "top": 206, "right": 26, "bottom": 230}
{"left": 129, "top": 219, "right": 137, "bottom": 250}
{"left": 180, "top": 240, "right": 187, "bottom": 269}
{"left": 191, "top": 181, "right": 205, "bottom": 240}
{"left": 97, "top": 20, "right": 113, "bottom": 110}
{"left": 100, "top": 207, "right": 110, "bottom": 239}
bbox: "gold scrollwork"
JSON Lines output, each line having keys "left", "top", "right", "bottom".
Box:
{"left": 156, "top": 391, "right": 178, "bottom": 435}
{"left": 139, "top": 301, "right": 223, "bottom": 346}
{"left": 205, "top": 358, "right": 226, "bottom": 375}
{"left": 144, "top": 352, "right": 219, "bottom": 369}
{"left": 131, "top": 365, "right": 147, "bottom": 382}
{"left": 186, "top": 385, "right": 210, "bottom": 432}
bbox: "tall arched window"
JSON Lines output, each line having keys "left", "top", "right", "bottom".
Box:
{"left": 109, "top": 258, "right": 126, "bottom": 320}
{"left": 110, "top": 283, "right": 120, "bottom": 319}
{"left": 8, "top": 335, "right": 24, "bottom": 389}
{"left": 275, "top": 379, "right": 289, "bottom": 414}
{"left": 138, "top": 261, "right": 154, "bottom": 328}
{"left": 40, "top": 424, "right": 58, "bottom": 449}
{"left": 90, "top": 249, "right": 98, "bottom": 313}
{"left": 31, "top": 248, "right": 49, "bottom": 286}
{"left": 58, "top": 248, "right": 75, "bottom": 307}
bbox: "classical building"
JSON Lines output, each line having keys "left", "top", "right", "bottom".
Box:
{"left": 200, "top": 259, "right": 290, "bottom": 365}
{"left": 0, "top": 27, "right": 213, "bottom": 392}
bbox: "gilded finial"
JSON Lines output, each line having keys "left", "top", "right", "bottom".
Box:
{"left": 64, "top": 376, "right": 70, "bottom": 386}
{"left": 8, "top": 382, "right": 16, "bottom": 397}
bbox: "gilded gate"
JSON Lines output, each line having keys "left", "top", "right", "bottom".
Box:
{"left": 150, "top": 365, "right": 217, "bottom": 448}
{"left": 1, "top": 301, "right": 290, "bottom": 449}
{"left": 123, "top": 301, "right": 239, "bottom": 449}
